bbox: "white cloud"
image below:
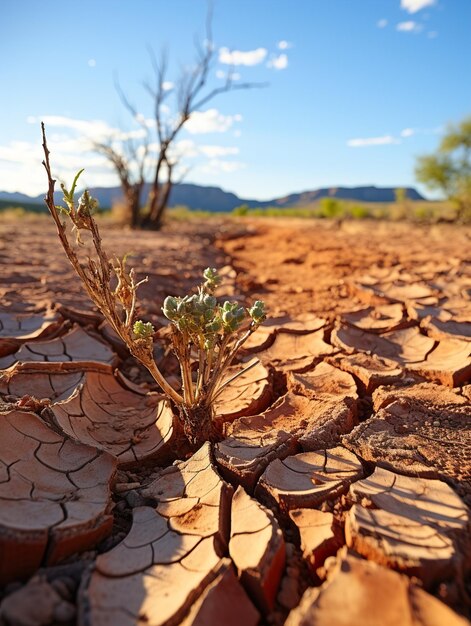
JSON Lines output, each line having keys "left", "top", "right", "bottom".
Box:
{"left": 0, "top": 161, "right": 49, "bottom": 197}
{"left": 347, "top": 135, "right": 400, "bottom": 147}
{"left": 402, "top": 125, "right": 443, "bottom": 137}
{"left": 28, "top": 115, "right": 119, "bottom": 140}
{"left": 0, "top": 141, "right": 41, "bottom": 165}
{"left": 0, "top": 135, "right": 116, "bottom": 196}
{"left": 3, "top": 111, "right": 246, "bottom": 195}
{"left": 29, "top": 115, "right": 150, "bottom": 143}
{"left": 7, "top": 114, "right": 158, "bottom": 195}
{"left": 347, "top": 126, "right": 441, "bottom": 147}
{"left": 202, "top": 159, "right": 246, "bottom": 174}
{"left": 218, "top": 47, "right": 267, "bottom": 66}
{"left": 401, "top": 0, "right": 435, "bottom": 14}
{"left": 184, "top": 109, "right": 242, "bottom": 134}
{"left": 277, "top": 40, "right": 292, "bottom": 50}
{"left": 377, "top": 19, "right": 388, "bottom": 28}
{"left": 135, "top": 113, "right": 156, "bottom": 128}
{"left": 0, "top": 134, "right": 110, "bottom": 168}
{"left": 88, "top": 58, "right": 96, "bottom": 68}
{"left": 217, "top": 70, "right": 241, "bottom": 81}
{"left": 162, "top": 81, "right": 174, "bottom": 91}
{"left": 267, "top": 54, "right": 288, "bottom": 70}
{"left": 199, "top": 145, "right": 239, "bottom": 158}
{"left": 149, "top": 139, "right": 240, "bottom": 161}
{"left": 396, "top": 20, "right": 422, "bottom": 32}
{"left": 168, "top": 139, "right": 199, "bottom": 160}
{"left": 0, "top": 160, "right": 119, "bottom": 197}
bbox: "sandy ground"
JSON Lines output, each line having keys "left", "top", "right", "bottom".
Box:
{"left": 0, "top": 216, "right": 470, "bottom": 626}
{"left": 222, "top": 217, "right": 471, "bottom": 318}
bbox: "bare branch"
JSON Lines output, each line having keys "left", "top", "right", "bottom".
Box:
{"left": 114, "top": 73, "right": 141, "bottom": 122}
{"left": 93, "top": 2, "right": 268, "bottom": 229}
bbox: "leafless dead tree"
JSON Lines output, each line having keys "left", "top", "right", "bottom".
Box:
{"left": 94, "top": 9, "right": 266, "bottom": 230}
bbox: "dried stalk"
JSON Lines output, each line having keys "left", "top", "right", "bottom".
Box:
{"left": 42, "top": 124, "right": 182, "bottom": 405}
{"left": 41, "top": 124, "right": 266, "bottom": 446}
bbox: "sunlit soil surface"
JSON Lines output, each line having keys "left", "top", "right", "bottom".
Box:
{"left": 0, "top": 216, "right": 470, "bottom": 626}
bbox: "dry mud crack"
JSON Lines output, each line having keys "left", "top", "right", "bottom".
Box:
{"left": 0, "top": 218, "right": 470, "bottom": 625}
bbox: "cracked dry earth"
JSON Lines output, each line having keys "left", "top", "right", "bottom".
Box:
{"left": 0, "top": 217, "right": 470, "bottom": 626}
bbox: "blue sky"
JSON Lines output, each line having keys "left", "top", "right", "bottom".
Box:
{"left": 1, "top": 0, "right": 470, "bottom": 200}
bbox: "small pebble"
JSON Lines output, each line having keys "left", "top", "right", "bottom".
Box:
{"left": 277, "top": 577, "right": 299, "bottom": 609}
{"left": 115, "top": 500, "right": 127, "bottom": 513}
{"left": 125, "top": 489, "right": 146, "bottom": 508}
{"left": 286, "top": 566, "right": 300, "bottom": 579}
{"left": 433, "top": 420, "right": 440, "bottom": 427}
{"left": 116, "top": 471, "right": 130, "bottom": 483}
{"left": 60, "top": 576, "right": 79, "bottom": 593}
{"left": 53, "top": 601, "right": 76, "bottom": 623}
{"left": 50, "top": 579, "right": 73, "bottom": 601}
{"left": 285, "top": 542, "right": 296, "bottom": 559}
{"left": 115, "top": 482, "right": 141, "bottom": 493}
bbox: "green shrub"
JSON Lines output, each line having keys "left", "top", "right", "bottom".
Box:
{"left": 233, "top": 204, "right": 249, "bottom": 216}
{"left": 348, "top": 204, "right": 369, "bottom": 219}
{"left": 319, "top": 198, "right": 344, "bottom": 219}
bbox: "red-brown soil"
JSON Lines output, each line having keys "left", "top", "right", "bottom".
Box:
{"left": 0, "top": 216, "right": 470, "bottom": 626}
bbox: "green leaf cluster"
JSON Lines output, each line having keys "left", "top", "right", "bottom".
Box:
{"left": 162, "top": 268, "right": 265, "bottom": 349}
{"left": 133, "top": 320, "right": 155, "bottom": 339}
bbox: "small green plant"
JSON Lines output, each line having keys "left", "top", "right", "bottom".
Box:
{"left": 41, "top": 125, "right": 266, "bottom": 447}
{"left": 233, "top": 204, "right": 250, "bottom": 216}
{"left": 416, "top": 115, "right": 471, "bottom": 222}
{"left": 319, "top": 197, "right": 344, "bottom": 219}
{"left": 348, "top": 204, "right": 369, "bottom": 220}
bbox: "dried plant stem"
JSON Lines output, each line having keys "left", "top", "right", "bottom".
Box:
{"left": 41, "top": 123, "right": 183, "bottom": 405}
{"left": 42, "top": 123, "right": 266, "bottom": 447}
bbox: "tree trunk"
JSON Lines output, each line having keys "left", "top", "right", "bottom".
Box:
{"left": 143, "top": 186, "right": 161, "bottom": 230}
{"left": 142, "top": 182, "right": 173, "bottom": 230}
{"left": 130, "top": 196, "right": 140, "bottom": 229}
{"left": 123, "top": 185, "right": 142, "bottom": 229}
{"left": 152, "top": 180, "right": 173, "bottom": 229}
{"left": 141, "top": 156, "right": 174, "bottom": 230}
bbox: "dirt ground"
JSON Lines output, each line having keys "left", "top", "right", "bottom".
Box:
{"left": 0, "top": 216, "right": 470, "bottom": 626}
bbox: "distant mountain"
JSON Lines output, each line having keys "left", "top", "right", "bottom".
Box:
{"left": 0, "top": 183, "right": 425, "bottom": 213}
{"left": 0, "top": 191, "right": 40, "bottom": 203}
{"left": 263, "top": 186, "right": 425, "bottom": 206}
{"left": 86, "top": 183, "right": 245, "bottom": 213}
